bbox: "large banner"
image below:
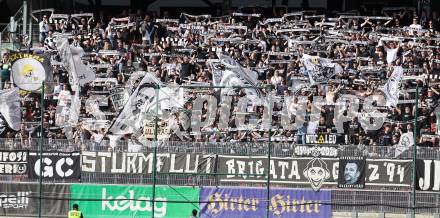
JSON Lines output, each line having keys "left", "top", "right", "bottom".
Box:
{"left": 200, "top": 187, "right": 331, "bottom": 218}
{"left": 28, "top": 151, "right": 81, "bottom": 180}
{"left": 10, "top": 53, "right": 52, "bottom": 91}
{"left": 416, "top": 159, "right": 440, "bottom": 191}
{"left": 0, "top": 150, "right": 27, "bottom": 175}
{"left": 0, "top": 182, "right": 69, "bottom": 217}
{"left": 81, "top": 151, "right": 215, "bottom": 174}
{"left": 217, "top": 155, "right": 411, "bottom": 190}
{"left": 70, "top": 184, "right": 200, "bottom": 218}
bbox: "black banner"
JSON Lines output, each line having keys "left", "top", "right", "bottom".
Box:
{"left": 304, "top": 134, "right": 344, "bottom": 144}
{"left": 81, "top": 151, "right": 216, "bottom": 174}
{"left": 338, "top": 157, "right": 366, "bottom": 189}
{"left": 0, "top": 182, "right": 69, "bottom": 217}
{"left": 217, "top": 155, "right": 411, "bottom": 189}
{"left": 0, "top": 150, "right": 27, "bottom": 175}
{"left": 28, "top": 151, "right": 81, "bottom": 180}
{"left": 416, "top": 159, "right": 440, "bottom": 191}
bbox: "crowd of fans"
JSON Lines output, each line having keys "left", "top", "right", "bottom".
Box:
{"left": 1, "top": 6, "right": 440, "bottom": 151}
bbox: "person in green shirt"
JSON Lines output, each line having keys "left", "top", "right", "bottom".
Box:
{"left": 0, "top": 52, "right": 10, "bottom": 90}
{"left": 68, "top": 204, "right": 84, "bottom": 218}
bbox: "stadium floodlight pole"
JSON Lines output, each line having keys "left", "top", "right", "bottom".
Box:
{"left": 28, "top": 0, "right": 32, "bottom": 46}
{"left": 411, "top": 84, "right": 419, "bottom": 218}
{"left": 151, "top": 84, "right": 159, "bottom": 218}
{"left": 22, "top": 1, "right": 27, "bottom": 36}
{"left": 266, "top": 85, "right": 273, "bottom": 218}
{"left": 37, "top": 81, "right": 45, "bottom": 218}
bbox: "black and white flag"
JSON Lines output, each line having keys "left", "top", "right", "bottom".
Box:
{"left": 338, "top": 156, "right": 366, "bottom": 189}
{"left": 211, "top": 53, "right": 262, "bottom": 103}
{"left": 10, "top": 52, "right": 53, "bottom": 92}
{"left": 302, "top": 54, "right": 343, "bottom": 85}
{"left": 394, "top": 132, "right": 414, "bottom": 157}
{"left": 0, "top": 88, "right": 21, "bottom": 131}
{"left": 110, "top": 74, "right": 157, "bottom": 135}
{"left": 383, "top": 66, "right": 403, "bottom": 107}
{"left": 28, "top": 151, "right": 81, "bottom": 180}
{"left": 110, "top": 73, "right": 183, "bottom": 135}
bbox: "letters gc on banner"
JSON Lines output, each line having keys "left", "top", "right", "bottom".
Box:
{"left": 28, "top": 151, "right": 81, "bottom": 180}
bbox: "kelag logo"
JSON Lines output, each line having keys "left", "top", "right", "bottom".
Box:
{"left": 70, "top": 184, "right": 199, "bottom": 218}
{"left": 101, "top": 188, "right": 166, "bottom": 215}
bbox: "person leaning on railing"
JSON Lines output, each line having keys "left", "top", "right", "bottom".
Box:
{"left": 31, "top": 14, "right": 50, "bottom": 46}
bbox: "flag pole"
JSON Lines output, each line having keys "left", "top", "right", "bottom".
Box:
{"left": 151, "top": 84, "right": 159, "bottom": 218}
{"left": 37, "top": 81, "right": 45, "bottom": 218}
{"left": 266, "top": 84, "right": 272, "bottom": 218}
{"left": 411, "top": 84, "right": 418, "bottom": 218}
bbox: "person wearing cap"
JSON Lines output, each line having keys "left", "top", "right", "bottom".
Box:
{"left": 68, "top": 204, "right": 84, "bottom": 218}
{"left": 189, "top": 209, "right": 198, "bottom": 218}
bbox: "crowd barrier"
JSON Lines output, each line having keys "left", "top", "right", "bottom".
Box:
{"left": 1, "top": 138, "right": 440, "bottom": 159}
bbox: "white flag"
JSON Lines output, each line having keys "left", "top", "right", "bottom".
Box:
{"left": 211, "top": 53, "right": 262, "bottom": 103}
{"left": 383, "top": 66, "right": 403, "bottom": 107}
{"left": 68, "top": 86, "right": 81, "bottom": 125}
{"left": 56, "top": 38, "right": 95, "bottom": 87}
{"left": 395, "top": 132, "right": 414, "bottom": 157}
{"left": 0, "top": 88, "right": 21, "bottom": 131}
{"left": 302, "top": 54, "right": 343, "bottom": 85}
{"left": 85, "top": 95, "right": 107, "bottom": 120}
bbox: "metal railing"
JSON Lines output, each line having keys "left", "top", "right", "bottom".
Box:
{"left": 0, "top": 2, "right": 25, "bottom": 50}
{"left": 0, "top": 138, "right": 439, "bottom": 159}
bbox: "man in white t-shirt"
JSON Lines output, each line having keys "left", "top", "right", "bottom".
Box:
{"left": 384, "top": 41, "right": 400, "bottom": 65}
{"left": 57, "top": 85, "right": 72, "bottom": 106}
{"left": 38, "top": 15, "right": 49, "bottom": 44}
{"left": 408, "top": 17, "right": 422, "bottom": 36}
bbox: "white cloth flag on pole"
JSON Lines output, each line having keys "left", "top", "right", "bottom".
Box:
{"left": 110, "top": 73, "right": 184, "bottom": 135}
{"left": 395, "top": 131, "right": 414, "bottom": 157}
{"left": 211, "top": 53, "right": 262, "bottom": 103}
{"left": 56, "top": 38, "right": 95, "bottom": 87}
{"left": 383, "top": 66, "right": 403, "bottom": 107}
{"left": 0, "top": 88, "right": 21, "bottom": 131}
{"left": 68, "top": 86, "right": 81, "bottom": 125}
{"left": 64, "top": 87, "right": 80, "bottom": 140}
{"left": 302, "top": 54, "right": 343, "bottom": 85}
